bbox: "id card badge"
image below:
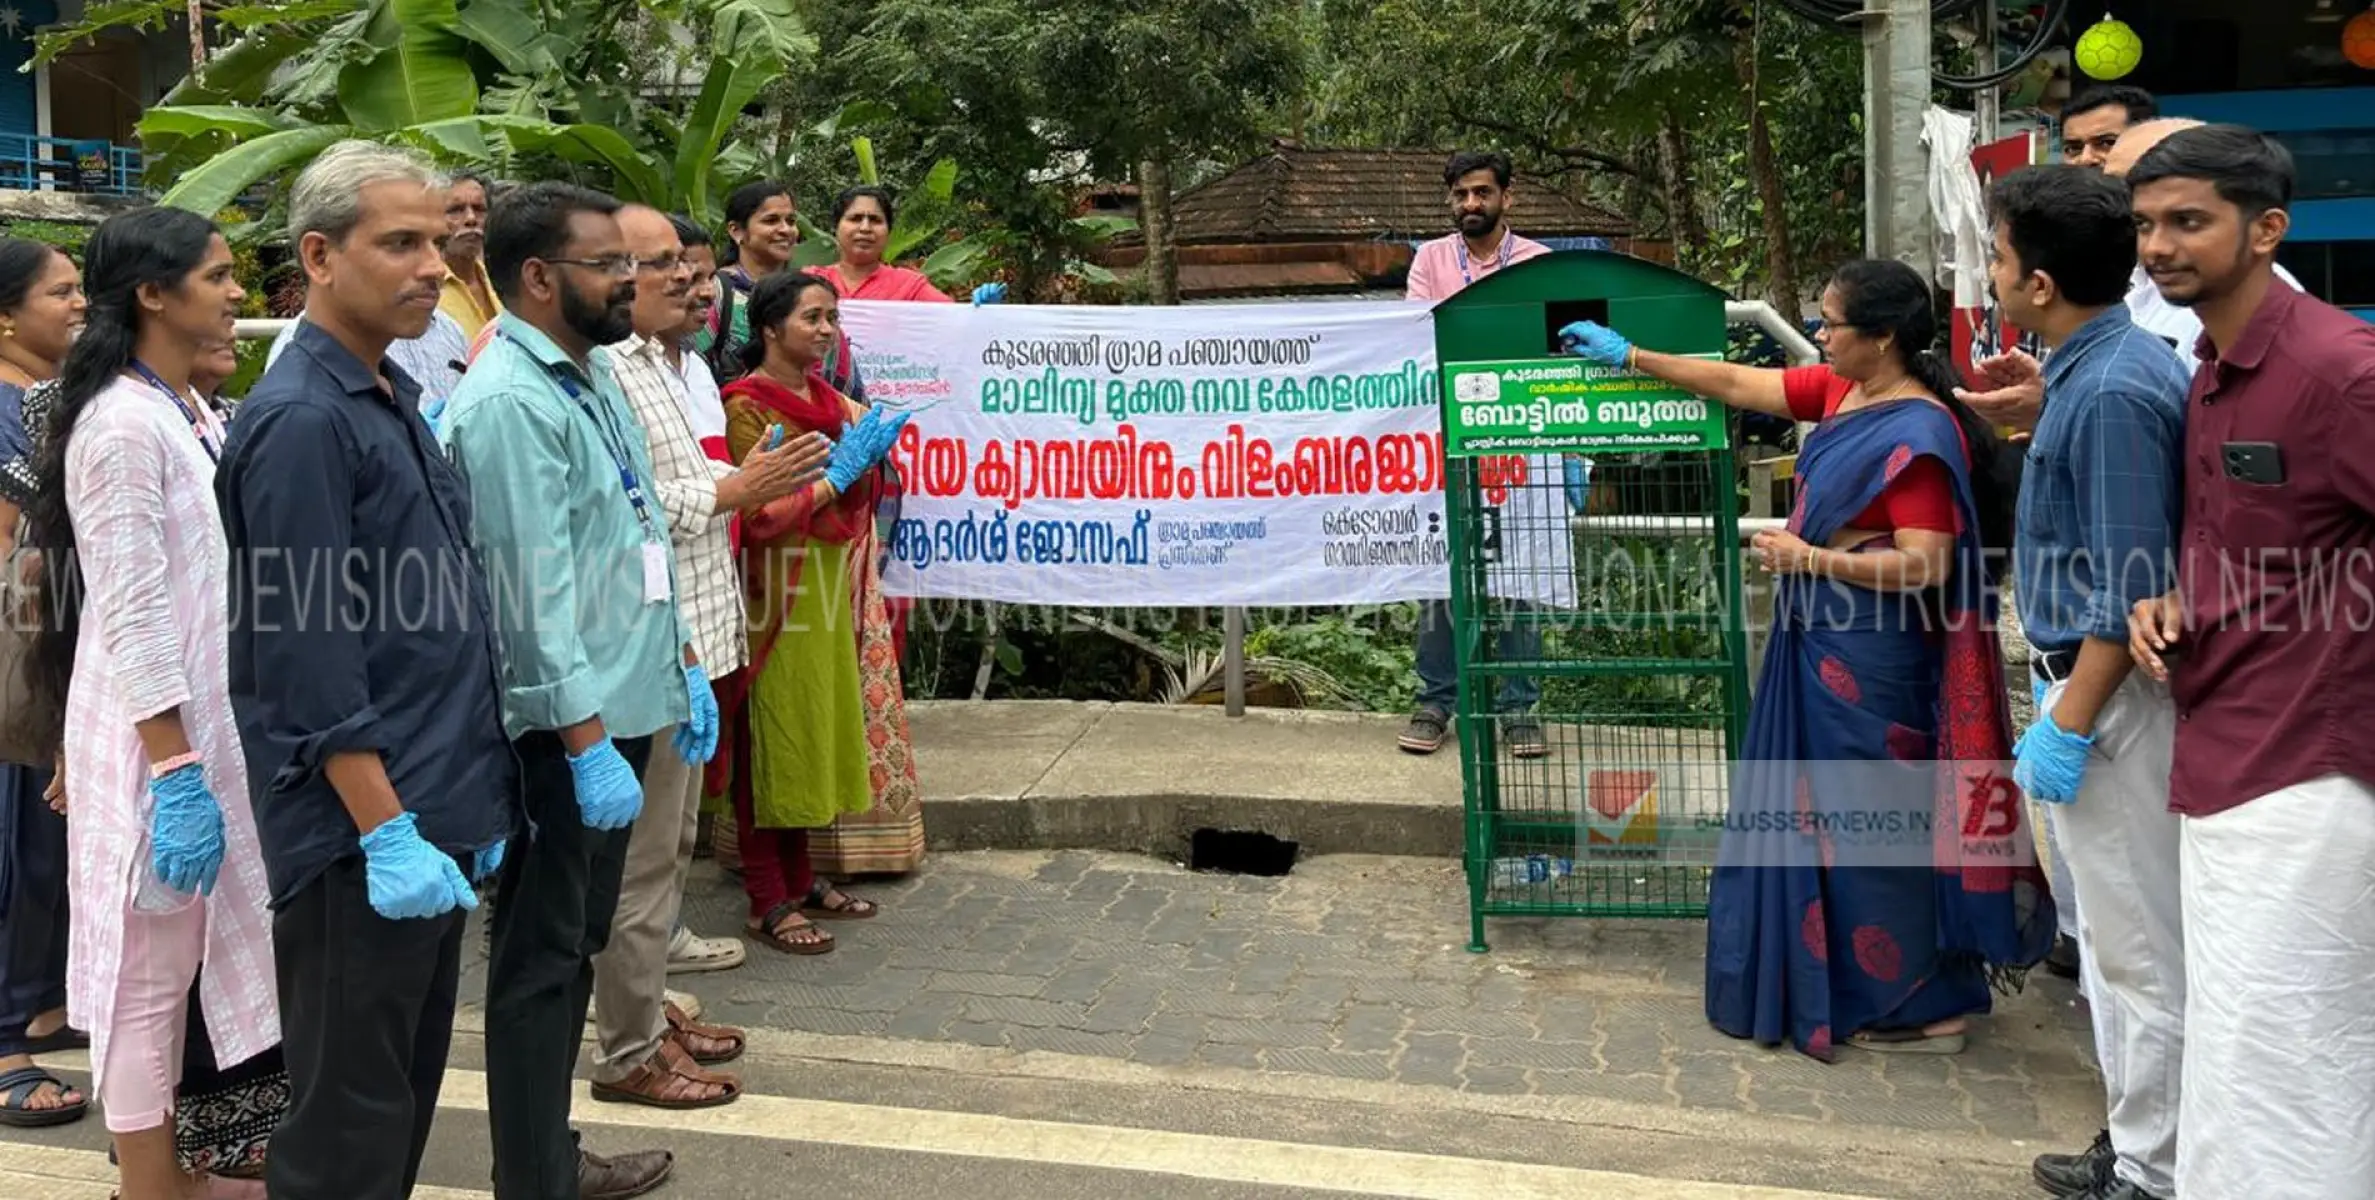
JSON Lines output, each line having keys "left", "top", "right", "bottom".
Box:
{"left": 641, "top": 542, "right": 672, "bottom": 604}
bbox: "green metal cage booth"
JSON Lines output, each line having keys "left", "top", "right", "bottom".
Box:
{"left": 1430, "top": 250, "right": 1753, "bottom": 952}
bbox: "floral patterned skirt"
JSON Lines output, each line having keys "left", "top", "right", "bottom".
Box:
{"left": 809, "top": 547, "right": 923, "bottom": 878}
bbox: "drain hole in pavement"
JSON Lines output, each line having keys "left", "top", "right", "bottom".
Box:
{"left": 1188, "top": 828, "right": 1299, "bottom": 876}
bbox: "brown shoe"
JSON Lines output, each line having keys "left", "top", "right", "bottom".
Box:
{"left": 588, "top": 1040, "right": 741, "bottom": 1111}
{"left": 578, "top": 1146, "right": 673, "bottom": 1200}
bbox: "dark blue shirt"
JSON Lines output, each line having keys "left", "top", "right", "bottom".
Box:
{"left": 2015, "top": 305, "right": 2192, "bottom": 654}
{"left": 218, "top": 320, "right": 518, "bottom": 906}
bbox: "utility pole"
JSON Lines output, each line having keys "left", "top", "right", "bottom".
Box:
{"left": 1861, "top": 0, "right": 1933, "bottom": 273}
{"left": 1972, "top": 0, "right": 2000, "bottom": 145}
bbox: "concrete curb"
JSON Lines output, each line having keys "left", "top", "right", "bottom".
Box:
{"left": 909, "top": 699, "right": 1464, "bottom": 859}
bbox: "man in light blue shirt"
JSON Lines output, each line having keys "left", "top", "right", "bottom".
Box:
{"left": 440, "top": 181, "right": 719, "bottom": 1200}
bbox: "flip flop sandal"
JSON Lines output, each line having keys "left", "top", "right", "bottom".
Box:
{"left": 800, "top": 882, "right": 878, "bottom": 921}
{"left": 0, "top": 1064, "right": 89, "bottom": 1128}
{"left": 664, "top": 1002, "right": 747, "bottom": 1066}
{"left": 745, "top": 901, "right": 835, "bottom": 955}
{"left": 588, "top": 1046, "right": 741, "bottom": 1111}
{"left": 23, "top": 1025, "right": 89, "bottom": 1055}
{"left": 1847, "top": 1028, "right": 1967, "bottom": 1055}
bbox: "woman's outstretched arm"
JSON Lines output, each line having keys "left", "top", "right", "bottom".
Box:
{"left": 1559, "top": 320, "right": 1794, "bottom": 420}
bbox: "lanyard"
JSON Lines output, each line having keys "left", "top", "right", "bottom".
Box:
{"left": 129, "top": 360, "right": 220, "bottom": 462}
{"left": 1455, "top": 230, "right": 1513, "bottom": 286}
{"left": 502, "top": 333, "right": 661, "bottom": 545}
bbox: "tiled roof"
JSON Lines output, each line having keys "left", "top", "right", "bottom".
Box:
{"left": 1168, "top": 145, "right": 1631, "bottom": 244}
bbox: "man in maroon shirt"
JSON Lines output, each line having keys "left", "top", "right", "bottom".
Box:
{"left": 2126, "top": 124, "right": 2375, "bottom": 1200}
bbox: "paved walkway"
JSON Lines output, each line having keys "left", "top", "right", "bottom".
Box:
{"left": 463, "top": 850, "right": 2101, "bottom": 1150}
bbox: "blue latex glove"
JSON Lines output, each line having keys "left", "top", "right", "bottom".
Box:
{"left": 971, "top": 282, "right": 1007, "bottom": 306}
{"left": 674, "top": 662, "right": 719, "bottom": 765}
{"left": 148, "top": 762, "right": 226, "bottom": 896}
{"left": 359, "top": 811, "right": 479, "bottom": 920}
{"left": 567, "top": 739, "right": 643, "bottom": 831}
{"left": 823, "top": 408, "right": 912, "bottom": 494}
{"left": 1559, "top": 320, "right": 1633, "bottom": 368}
{"left": 864, "top": 409, "right": 912, "bottom": 461}
{"left": 1562, "top": 455, "right": 1592, "bottom": 512}
{"left": 823, "top": 409, "right": 887, "bottom": 494}
{"left": 2013, "top": 704, "right": 2094, "bottom": 805}
{"left": 473, "top": 839, "right": 506, "bottom": 883}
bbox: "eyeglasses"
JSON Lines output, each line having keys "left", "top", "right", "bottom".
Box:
{"left": 632, "top": 253, "right": 685, "bottom": 274}
{"left": 543, "top": 255, "right": 636, "bottom": 277}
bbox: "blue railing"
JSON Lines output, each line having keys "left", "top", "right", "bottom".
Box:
{"left": 0, "top": 133, "right": 144, "bottom": 197}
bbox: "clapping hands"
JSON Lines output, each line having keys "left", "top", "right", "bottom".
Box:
{"left": 823, "top": 406, "right": 913, "bottom": 495}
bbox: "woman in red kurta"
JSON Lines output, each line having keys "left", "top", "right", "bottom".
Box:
{"left": 818, "top": 186, "right": 957, "bottom": 309}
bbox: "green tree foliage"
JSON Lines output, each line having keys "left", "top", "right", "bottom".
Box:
{"left": 39, "top": 0, "right": 811, "bottom": 229}
{"left": 781, "top": 0, "right": 1300, "bottom": 299}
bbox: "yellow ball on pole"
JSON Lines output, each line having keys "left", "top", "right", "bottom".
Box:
{"left": 2075, "top": 15, "right": 2144, "bottom": 81}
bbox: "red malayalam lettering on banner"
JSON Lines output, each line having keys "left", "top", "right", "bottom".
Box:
{"left": 1200, "top": 425, "right": 1443, "bottom": 499}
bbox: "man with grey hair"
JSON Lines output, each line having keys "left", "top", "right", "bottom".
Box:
{"left": 218, "top": 138, "right": 519, "bottom": 1200}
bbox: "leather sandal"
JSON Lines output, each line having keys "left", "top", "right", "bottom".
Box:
{"left": 745, "top": 900, "right": 834, "bottom": 954}
{"left": 663, "top": 1001, "right": 746, "bottom": 1066}
{"left": 800, "top": 881, "right": 878, "bottom": 920}
{"left": 588, "top": 1040, "right": 740, "bottom": 1110}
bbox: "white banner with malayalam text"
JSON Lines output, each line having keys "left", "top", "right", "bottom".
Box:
{"left": 846, "top": 299, "right": 1574, "bottom": 608}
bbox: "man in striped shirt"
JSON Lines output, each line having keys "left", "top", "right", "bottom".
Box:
{"left": 587, "top": 204, "right": 828, "bottom": 1111}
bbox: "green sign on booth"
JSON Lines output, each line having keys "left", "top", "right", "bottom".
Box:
{"left": 1428, "top": 250, "right": 1751, "bottom": 952}
{"left": 1442, "top": 356, "right": 1729, "bottom": 456}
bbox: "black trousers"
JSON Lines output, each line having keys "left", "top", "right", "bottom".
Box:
{"left": 0, "top": 764, "right": 65, "bottom": 1057}
{"left": 484, "top": 732, "right": 651, "bottom": 1200}
{"left": 266, "top": 852, "right": 464, "bottom": 1199}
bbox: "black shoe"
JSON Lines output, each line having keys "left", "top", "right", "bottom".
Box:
{"left": 579, "top": 1146, "right": 673, "bottom": 1200}
{"left": 1398, "top": 708, "right": 1448, "bottom": 754}
{"left": 2046, "top": 933, "right": 2081, "bottom": 980}
{"left": 2068, "top": 1177, "right": 2164, "bottom": 1200}
{"left": 2032, "top": 1129, "right": 2112, "bottom": 1197}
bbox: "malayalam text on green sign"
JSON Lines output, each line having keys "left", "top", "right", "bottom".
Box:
{"left": 1441, "top": 356, "right": 1728, "bottom": 456}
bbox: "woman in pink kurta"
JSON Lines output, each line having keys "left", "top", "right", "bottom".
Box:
{"left": 25, "top": 207, "right": 276, "bottom": 1198}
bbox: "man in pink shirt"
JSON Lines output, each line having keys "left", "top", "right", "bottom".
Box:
{"left": 1404, "top": 151, "right": 1552, "bottom": 306}
{"left": 1402, "top": 150, "right": 1554, "bottom": 757}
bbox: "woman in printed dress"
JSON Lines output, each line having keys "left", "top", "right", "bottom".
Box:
{"left": 0, "top": 235, "right": 85, "bottom": 1130}
{"left": 1562, "top": 259, "right": 2053, "bottom": 1062}
{"left": 25, "top": 207, "right": 277, "bottom": 1199}
{"left": 711, "top": 272, "right": 915, "bottom": 955}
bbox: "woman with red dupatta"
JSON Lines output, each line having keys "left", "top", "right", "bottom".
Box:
{"left": 711, "top": 272, "right": 918, "bottom": 955}
{"left": 805, "top": 185, "right": 1005, "bottom": 879}
{"left": 1564, "top": 259, "right": 2054, "bottom": 1062}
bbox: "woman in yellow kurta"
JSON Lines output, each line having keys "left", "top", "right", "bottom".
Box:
{"left": 714, "top": 271, "right": 913, "bottom": 954}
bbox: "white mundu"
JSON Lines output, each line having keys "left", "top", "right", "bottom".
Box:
{"left": 2177, "top": 773, "right": 2375, "bottom": 1199}
{"left": 2041, "top": 671, "right": 2182, "bottom": 1198}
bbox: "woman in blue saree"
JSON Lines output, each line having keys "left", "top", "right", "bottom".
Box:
{"left": 1563, "top": 259, "right": 2053, "bottom": 1061}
